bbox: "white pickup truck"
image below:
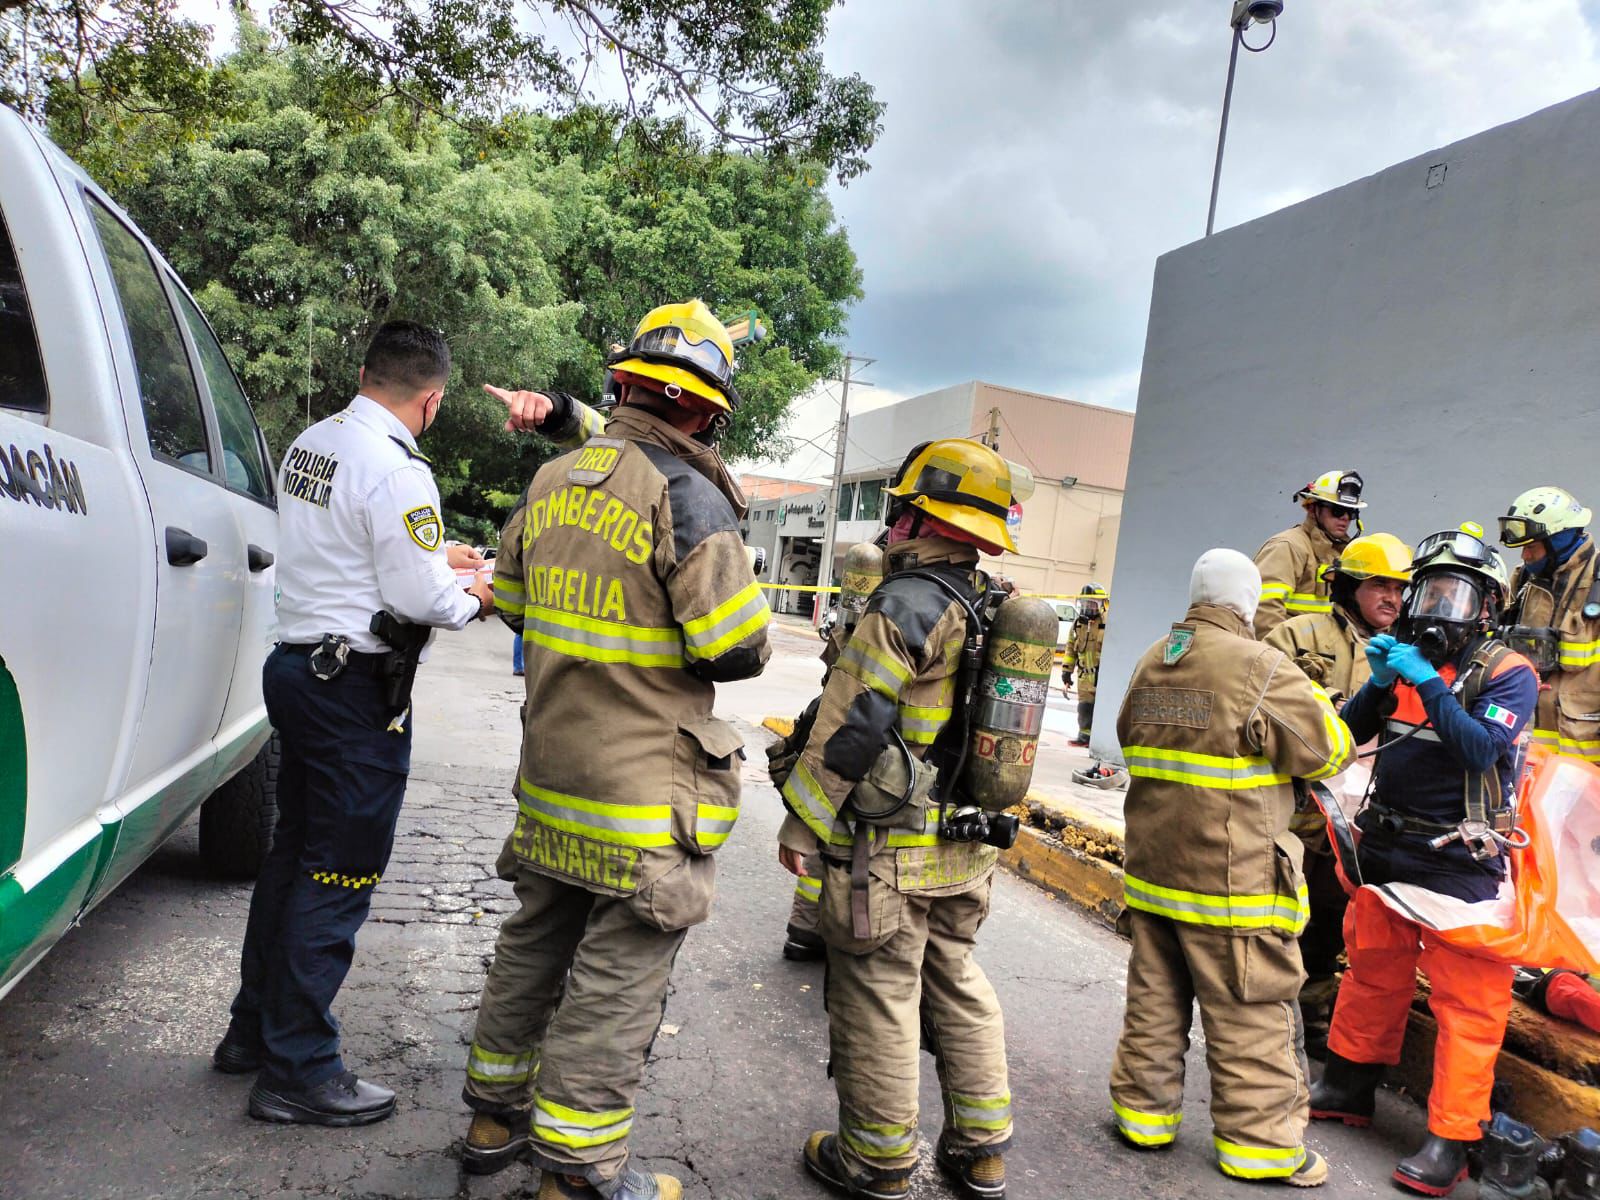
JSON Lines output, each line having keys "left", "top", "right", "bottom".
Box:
{"left": 0, "top": 105, "right": 280, "bottom": 999}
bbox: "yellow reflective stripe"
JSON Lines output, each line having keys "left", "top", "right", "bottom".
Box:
{"left": 523, "top": 604, "right": 685, "bottom": 668}
{"left": 840, "top": 1115, "right": 917, "bottom": 1159}
{"left": 1214, "top": 1137, "right": 1306, "bottom": 1179}
{"left": 1124, "top": 873, "right": 1309, "bottom": 934}
{"left": 1112, "top": 1101, "right": 1181, "bottom": 1146}
{"left": 899, "top": 702, "right": 951, "bottom": 746}
{"left": 1533, "top": 728, "right": 1600, "bottom": 762}
{"left": 695, "top": 802, "right": 740, "bottom": 849}
{"left": 466, "top": 1043, "right": 536, "bottom": 1084}
{"left": 1285, "top": 592, "right": 1330, "bottom": 614}
{"left": 518, "top": 777, "right": 674, "bottom": 848}
{"left": 1123, "top": 746, "right": 1289, "bottom": 790}
{"left": 782, "top": 759, "right": 840, "bottom": 845}
{"left": 794, "top": 874, "right": 821, "bottom": 903}
{"left": 1304, "top": 684, "right": 1353, "bottom": 780}
{"left": 685, "top": 589, "right": 771, "bottom": 659}
{"left": 837, "top": 641, "right": 913, "bottom": 698}
{"left": 532, "top": 1094, "right": 633, "bottom": 1149}
{"left": 1559, "top": 639, "right": 1600, "bottom": 667}
{"left": 1259, "top": 582, "right": 1291, "bottom": 599}
{"left": 949, "top": 1091, "right": 1013, "bottom": 1132}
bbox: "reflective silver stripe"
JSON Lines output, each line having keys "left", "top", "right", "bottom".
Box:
{"left": 840, "top": 1117, "right": 916, "bottom": 1157}
{"left": 524, "top": 609, "right": 684, "bottom": 662}
{"left": 518, "top": 778, "right": 674, "bottom": 848}
{"left": 1214, "top": 1137, "right": 1306, "bottom": 1179}
{"left": 683, "top": 585, "right": 770, "bottom": 658}
{"left": 1123, "top": 874, "right": 1308, "bottom": 933}
{"left": 1385, "top": 719, "right": 1441, "bottom": 743}
{"left": 696, "top": 804, "right": 739, "bottom": 846}
{"left": 949, "top": 1092, "right": 1013, "bottom": 1130}
{"left": 1112, "top": 1102, "right": 1182, "bottom": 1144}
{"left": 782, "top": 760, "right": 839, "bottom": 842}
{"left": 837, "top": 642, "right": 911, "bottom": 697}
{"left": 466, "top": 1046, "right": 536, "bottom": 1082}
{"left": 531, "top": 1096, "right": 634, "bottom": 1149}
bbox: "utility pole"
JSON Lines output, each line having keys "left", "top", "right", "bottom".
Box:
{"left": 983, "top": 406, "right": 1001, "bottom": 450}
{"left": 817, "top": 353, "right": 874, "bottom": 611}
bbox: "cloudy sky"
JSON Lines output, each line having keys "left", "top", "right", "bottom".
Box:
{"left": 750, "top": 0, "right": 1600, "bottom": 480}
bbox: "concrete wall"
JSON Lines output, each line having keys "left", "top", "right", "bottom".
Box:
{"left": 1093, "top": 87, "right": 1600, "bottom": 758}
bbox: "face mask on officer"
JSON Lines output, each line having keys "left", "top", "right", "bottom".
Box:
{"left": 419, "top": 387, "right": 444, "bottom": 436}
{"left": 1396, "top": 571, "right": 1487, "bottom": 665}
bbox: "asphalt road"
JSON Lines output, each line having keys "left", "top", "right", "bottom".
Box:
{"left": 0, "top": 620, "right": 1432, "bottom": 1199}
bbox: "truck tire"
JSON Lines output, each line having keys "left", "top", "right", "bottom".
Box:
{"left": 199, "top": 733, "right": 280, "bottom": 878}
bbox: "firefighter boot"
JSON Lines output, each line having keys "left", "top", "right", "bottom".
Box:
{"left": 783, "top": 925, "right": 826, "bottom": 962}
{"left": 460, "top": 1109, "right": 531, "bottom": 1176}
{"left": 803, "top": 1132, "right": 910, "bottom": 1199}
{"left": 1309, "top": 1052, "right": 1382, "bottom": 1127}
{"left": 1394, "top": 1134, "right": 1471, "bottom": 1196}
{"left": 936, "top": 1137, "right": 1006, "bottom": 1199}
{"left": 536, "top": 1166, "right": 682, "bottom": 1200}
{"left": 1558, "top": 1128, "right": 1600, "bottom": 1199}
{"left": 1477, "top": 1113, "right": 1551, "bottom": 1200}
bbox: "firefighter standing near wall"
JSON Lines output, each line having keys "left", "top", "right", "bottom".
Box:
{"left": 457, "top": 300, "right": 772, "bottom": 1200}
{"left": 1062, "top": 584, "right": 1108, "bottom": 747}
{"left": 1109, "top": 548, "right": 1353, "bottom": 1187}
{"left": 1263, "top": 532, "right": 1413, "bottom": 1051}
{"left": 1498, "top": 486, "right": 1600, "bottom": 765}
{"left": 1310, "top": 527, "right": 1537, "bottom": 1197}
{"left": 777, "top": 438, "right": 1024, "bottom": 1200}
{"left": 1254, "top": 471, "right": 1368, "bottom": 638}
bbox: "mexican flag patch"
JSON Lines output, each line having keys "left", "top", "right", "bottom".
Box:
{"left": 1483, "top": 704, "right": 1518, "bottom": 729}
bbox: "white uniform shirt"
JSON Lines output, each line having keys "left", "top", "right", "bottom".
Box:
{"left": 275, "top": 395, "right": 479, "bottom": 653}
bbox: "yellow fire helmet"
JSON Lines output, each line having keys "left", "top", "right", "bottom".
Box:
{"left": 885, "top": 438, "right": 1018, "bottom": 553}
{"left": 1294, "top": 469, "right": 1367, "bottom": 510}
{"left": 1499, "top": 485, "right": 1592, "bottom": 547}
{"left": 605, "top": 299, "right": 739, "bottom": 413}
{"left": 1332, "top": 532, "right": 1413, "bottom": 583}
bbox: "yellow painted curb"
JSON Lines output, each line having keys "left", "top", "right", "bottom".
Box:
{"left": 999, "top": 825, "right": 1123, "bottom": 930}
{"left": 762, "top": 716, "right": 795, "bottom": 737}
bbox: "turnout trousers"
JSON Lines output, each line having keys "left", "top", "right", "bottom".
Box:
{"left": 464, "top": 864, "right": 686, "bottom": 1187}
{"left": 228, "top": 644, "right": 411, "bottom": 1089}
{"left": 788, "top": 851, "right": 822, "bottom": 937}
{"left": 1110, "top": 910, "right": 1312, "bottom": 1180}
{"left": 1326, "top": 887, "right": 1514, "bottom": 1141}
{"left": 820, "top": 863, "right": 1012, "bottom": 1184}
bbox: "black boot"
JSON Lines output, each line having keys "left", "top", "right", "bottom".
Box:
{"left": 1559, "top": 1128, "right": 1600, "bottom": 1199}
{"left": 1478, "top": 1113, "right": 1551, "bottom": 1200}
{"left": 783, "top": 925, "right": 826, "bottom": 962}
{"left": 1308, "top": 1051, "right": 1382, "bottom": 1127}
{"left": 1394, "top": 1134, "right": 1471, "bottom": 1197}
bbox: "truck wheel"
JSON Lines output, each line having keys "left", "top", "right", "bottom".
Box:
{"left": 199, "top": 733, "right": 280, "bottom": 878}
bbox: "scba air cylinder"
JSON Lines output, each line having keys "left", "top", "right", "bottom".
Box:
{"left": 839, "top": 543, "right": 885, "bottom": 631}
{"left": 967, "top": 596, "right": 1057, "bottom": 810}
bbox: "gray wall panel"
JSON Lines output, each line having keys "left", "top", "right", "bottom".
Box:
{"left": 1093, "top": 88, "right": 1600, "bottom": 757}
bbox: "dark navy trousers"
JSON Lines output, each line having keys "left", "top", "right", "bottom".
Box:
{"left": 228, "top": 644, "right": 411, "bottom": 1089}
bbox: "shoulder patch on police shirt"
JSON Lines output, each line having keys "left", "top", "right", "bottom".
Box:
{"left": 1163, "top": 628, "right": 1194, "bottom": 665}
{"left": 388, "top": 434, "right": 433, "bottom": 466}
{"left": 404, "top": 505, "right": 442, "bottom": 551}
{"left": 567, "top": 437, "right": 625, "bottom": 486}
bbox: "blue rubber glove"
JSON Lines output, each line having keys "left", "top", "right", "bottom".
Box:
{"left": 1387, "top": 641, "right": 1439, "bottom": 686}
{"left": 1365, "top": 633, "right": 1399, "bottom": 687}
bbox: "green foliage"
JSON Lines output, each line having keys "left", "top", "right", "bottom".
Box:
{"left": 46, "top": 36, "right": 861, "bottom": 536}
{"left": 3, "top": 0, "right": 882, "bottom": 181}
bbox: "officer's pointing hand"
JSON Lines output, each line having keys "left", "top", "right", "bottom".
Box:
{"left": 484, "top": 384, "right": 554, "bottom": 433}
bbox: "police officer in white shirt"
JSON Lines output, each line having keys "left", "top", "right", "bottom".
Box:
{"left": 215, "top": 321, "right": 494, "bottom": 1127}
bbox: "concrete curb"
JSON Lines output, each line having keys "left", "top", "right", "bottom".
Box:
{"left": 756, "top": 713, "right": 1600, "bottom": 1134}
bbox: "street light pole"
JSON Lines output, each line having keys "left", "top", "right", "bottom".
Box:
{"left": 817, "top": 353, "right": 874, "bottom": 611}
{"left": 1205, "top": 1, "right": 1283, "bottom": 238}
{"left": 1205, "top": 25, "right": 1243, "bottom": 239}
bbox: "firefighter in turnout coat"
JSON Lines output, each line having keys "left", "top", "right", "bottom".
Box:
{"left": 1110, "top": 549, "right": 1354, "bottom": 1188}
{"left": 1253, "top": 470, "right": 1367, "bottom": 638}
{"left": 459, "top": 301, "right": 771, "bottom": 1200}
{"left": 778, "top": 438, "right": 1022, "bottom": 1200}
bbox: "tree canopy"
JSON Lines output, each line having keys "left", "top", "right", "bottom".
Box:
{"left": 46, "top": 27, "right": 862, "bottom": 541}
{"left": 3, "top": 0, "right": 883, "bottom": 181}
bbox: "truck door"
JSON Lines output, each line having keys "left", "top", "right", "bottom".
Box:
{"left": 166, "top": 281, "right": 278, "bottom": 780}
{"left": 0, "top": 120, "right": 152, "bottom": 989}
{"left": 81, "top": 196, "right": 246, "bottom": 861}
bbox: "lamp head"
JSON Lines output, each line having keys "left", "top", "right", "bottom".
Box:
{"left": 1231, "top": 0, "right": 1283, "bottom": 27}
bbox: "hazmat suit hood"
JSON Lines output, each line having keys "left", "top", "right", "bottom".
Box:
{"left": 1190, "top": 549, "right": 1262, "bottom": 628}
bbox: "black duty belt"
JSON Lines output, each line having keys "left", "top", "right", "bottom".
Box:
{"left": 277, "top": 641, "right": 392, "bottom": 676}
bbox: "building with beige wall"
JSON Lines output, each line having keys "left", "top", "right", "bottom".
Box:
{"left": 827, "top": 381, "right": 1132, "bottom": 599}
